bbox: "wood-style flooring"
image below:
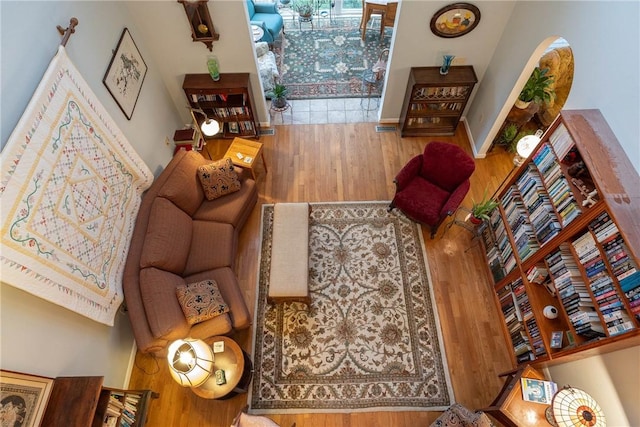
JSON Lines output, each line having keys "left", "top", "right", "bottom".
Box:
{"left": 128, "top": 122, "right": 516, "bottom": 426}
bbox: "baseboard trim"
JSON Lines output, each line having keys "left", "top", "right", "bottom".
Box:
{"left": 462, "top": 117, "right": 485, "bottom": 159}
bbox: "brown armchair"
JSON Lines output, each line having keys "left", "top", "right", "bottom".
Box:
{"left": 389, "top": 141, "right": 475, "bottom": 238}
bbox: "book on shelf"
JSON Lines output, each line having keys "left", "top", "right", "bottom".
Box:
{"left": 521, "top": 378, "right": 558, "bottom": 405}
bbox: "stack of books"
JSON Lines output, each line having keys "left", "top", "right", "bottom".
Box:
{"left": 532, "top": 143, "right": 581, "bottom": 227}
{"left": 546, "top": 244, "right": 604, "bottom": 339}
{"left": 498, "top": 283, "right": 534, "bottom": 363}
{"left": 573, "top": 221, "right": 634, "bottom": 336}
{"left": 490, "top": 208, "right": 516, "bottom": 274}
{"left": 596, "top": 214, "right": 640, "bottom": 322}
{"left": 502, "top": 186, "right": 540, "bottom": 262}
{"left": 516, "top": 164, "right": 562, "bottom": 245}
{"left": 548, "top": 123, "right": 573, "bottom": 162}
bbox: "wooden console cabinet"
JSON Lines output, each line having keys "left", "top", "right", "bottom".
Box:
{"left": 480, "top": 109, "right": 640, "bottom": 367}
{"left": 183, "top": 73, "right": 260, "bottom": 140}
{"left": 41, "top": 376, "right": 157, "bottom": 427}
{"left": 399, "top": 66, "right": 477, "bottom": 137}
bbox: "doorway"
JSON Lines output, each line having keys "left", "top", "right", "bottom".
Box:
{"left": 488, "top": 37, "right": 575, "bottom": 158}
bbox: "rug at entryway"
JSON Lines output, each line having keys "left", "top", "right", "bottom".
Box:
{"left": 274, "top": 17, "right": 391, "bottom": 99}
{"left": 249, "top": 202, "right": 454, "bottom": 413}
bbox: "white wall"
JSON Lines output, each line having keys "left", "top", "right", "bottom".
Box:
{"left": 379, "top": 0, "right": 516, "bottom": 127}
{"left": 125, "top": 0, "right": 269, "bottom": 126}
{"left": 548, "top": 346, "right": 640, "bottom": 426}
{"left": 466, "top": 1, "right": 640, "bottom": 173}
{"left": 0, "top": 1, "right": 181, "bottom": 386}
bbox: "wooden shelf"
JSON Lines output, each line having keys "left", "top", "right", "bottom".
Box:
{"left": 41, "top": 376, "right": 157, "bottom": 427}
{"left": 399, "top": 66, "right": 477, "bottom": 137}
{"left": 480, "top": 109, "right": 640, "bottom": 367}
{"left": 183, "top": 73, "right": 260, "bottom": 140}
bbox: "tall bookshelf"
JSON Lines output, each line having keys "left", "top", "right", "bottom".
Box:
{"left": 399, "top": 66, "right": 477, "bottom": 137}
{"left": 479, "top": 109, "right": 640, "bottom": 366}
{"left": 183, "top": 73, "right": 259, "bottom": 139}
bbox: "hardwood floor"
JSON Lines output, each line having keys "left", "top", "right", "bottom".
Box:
{"left": 128, "top": 122, "right": 516, "bottom": 426}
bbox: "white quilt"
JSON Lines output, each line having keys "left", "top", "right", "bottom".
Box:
{"left": 0, "top": 46, "right": 153, "bottom": 325}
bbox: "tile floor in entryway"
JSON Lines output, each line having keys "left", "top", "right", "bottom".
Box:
{"left": 268, "top": 98, "right": 380, "bottom": 125}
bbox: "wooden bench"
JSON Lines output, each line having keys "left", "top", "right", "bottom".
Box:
{"left": 268, "top": 203, "right": 311, "bottom": 305}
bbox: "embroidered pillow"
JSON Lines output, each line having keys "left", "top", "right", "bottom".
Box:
{"left": 197, "top": 158, "right": 241, "bottom": 200}
{"left": 176, "top": 279, "right": 229, "bottom": 325}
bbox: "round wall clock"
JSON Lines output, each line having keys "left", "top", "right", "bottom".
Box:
{"left": 430, "top": 3, "right": 481, "bottom": 38}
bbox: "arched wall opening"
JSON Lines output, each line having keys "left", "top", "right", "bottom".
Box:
{"left": 481, "top": 36, "right": 575, "bottom": 156}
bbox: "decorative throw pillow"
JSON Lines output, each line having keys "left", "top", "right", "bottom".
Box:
{"left": 176, "top": 279, "right": 229, "bottom": 325}
{"left": 197, "top": 158, "right": 241, "bottom": 200}
{"left": 255, "top": 41, "right": 269, "bottom": 58}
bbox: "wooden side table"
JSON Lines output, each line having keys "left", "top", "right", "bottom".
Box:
{"left": 223, "top": 137, "right": 268, "bottom": 180}
{"left": 191, "top": 336, "right": 253, "bottom": 400}
{"left": 480, "top": 365, "right": 552, "bottom": 427}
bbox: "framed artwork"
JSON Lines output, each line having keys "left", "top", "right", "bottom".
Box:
{"left": 103, "top": 28, "right": 148, "bottom": 120}
{"left": 430, "top": 3, "right": 481, "bottom": 38}
{"left": 0, "top": 370, "right": 54, "bottom": 427}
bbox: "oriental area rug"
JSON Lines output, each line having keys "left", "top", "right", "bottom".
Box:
{"left": 250, "top": 202, "right": 454, "bottom": 413}
{"left": 274, "top": 17, "right": 391, "bottom": 99}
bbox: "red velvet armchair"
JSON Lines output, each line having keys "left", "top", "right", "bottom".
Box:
{"left": 389, "top": 141, "right": 475, "bottom": 238}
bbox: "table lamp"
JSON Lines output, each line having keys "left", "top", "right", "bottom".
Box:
{"left": 167, "top": 338, "right": 214, "bottom": 387}
{"left": 546, "top": 386, "right": 606, "bottom": 427}
{"left": 513, "top": 129, "right": 543, "bottom": 166}
{"left": 189, "top": 107, "right": 220, "bottom": 137}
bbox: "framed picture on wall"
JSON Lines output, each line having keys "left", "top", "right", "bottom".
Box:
{"left": 0, "top": 370, "right": 54, "bottom": 427}
{"left": 103, "top": 28, "right": 148, "bottom": 120}
{"left": 430, "top": 3, "right": 481, "bottom": 38}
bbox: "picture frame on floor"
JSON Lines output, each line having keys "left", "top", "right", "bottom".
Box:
{"left": 0, "top": 370, "right": 54, "bottom": 427}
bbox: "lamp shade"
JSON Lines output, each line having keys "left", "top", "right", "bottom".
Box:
{"left": 516, "top": 129, "right": 544, "bottom": 159}
{"left": 551, "top": 386, "right": 606, "bottom": 427}
{"left": 167, "top": 338, "right": 214, "bottom": 387}
{"left": 201, "top": 118, "right": 220, "bottom": 136}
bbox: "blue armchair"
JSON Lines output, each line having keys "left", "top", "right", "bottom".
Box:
{"left": 246, "top": 0, "right": 284, "bottom": 44}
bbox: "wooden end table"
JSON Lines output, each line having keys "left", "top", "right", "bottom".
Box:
{"left": 191, "top": 336, "right": 253, "bottom": 400}
{"left": 223, "top": 137, "right": 268, "bottom": 180}
{"left": 480, "top": 365, "right": 551, "bottom": 427}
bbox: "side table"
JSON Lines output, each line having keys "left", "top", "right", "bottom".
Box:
{"left": 479, "top": 365, "right": 551, "bottom": 427}
{"left": 191, "top": 336, "right": 253, "bottom": 400}
{"left": 223, "top": 137, "right": 268, "bottom": 180}
{"left": 251, "top": 25, "right": 264, "bottom": 42}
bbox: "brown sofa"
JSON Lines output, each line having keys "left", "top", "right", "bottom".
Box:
{"left": 123, "top": 150, "right": 258, "bottom": 356}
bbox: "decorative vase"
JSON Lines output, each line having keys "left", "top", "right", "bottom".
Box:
{"left": 207, "top": 55, "right": 220, "bottom": 81}
{"left": 440, "top": 55, "right": 455, "bottom": 75}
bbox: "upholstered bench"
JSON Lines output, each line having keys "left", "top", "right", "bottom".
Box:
{"left": 268, "top": 203, "right": 311, "bottom": 304}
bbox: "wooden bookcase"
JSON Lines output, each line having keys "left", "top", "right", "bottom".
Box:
{"left": 41, "top": 376, "right": 157, "bottom": 427}
{"left": 480, "top": 109, "right": 640, "bottom": 367}
{"left": 399, "top": 66, "right": 477, "bottom": 137}
{"left": 183, "top": 73, "right": 260, "bottom": 139}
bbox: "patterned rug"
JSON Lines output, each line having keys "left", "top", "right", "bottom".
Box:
{"left": 275, "top": 17, "right": 391, "bottom": 99}
{"left": 250, "top": 202, "right": 454, "bottom": 413}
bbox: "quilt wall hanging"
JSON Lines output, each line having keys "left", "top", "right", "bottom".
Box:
{"left": 0, "top": 45, "right": 153, "bottom": 326}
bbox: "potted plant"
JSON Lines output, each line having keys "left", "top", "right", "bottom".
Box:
{"left": 271, "top": 83, "right": 288, "bottom": 108}
{"left": 515, "top": 67, "right": 555, "bottom": 109}
{"left": 498, "top": 123, "right": 518, "bottom": 149}
{"left": 294, "top": 0, "right": 314, "bottom": 18}
{"left": 470, "top": 188, "right": 499, "bottom": 224}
